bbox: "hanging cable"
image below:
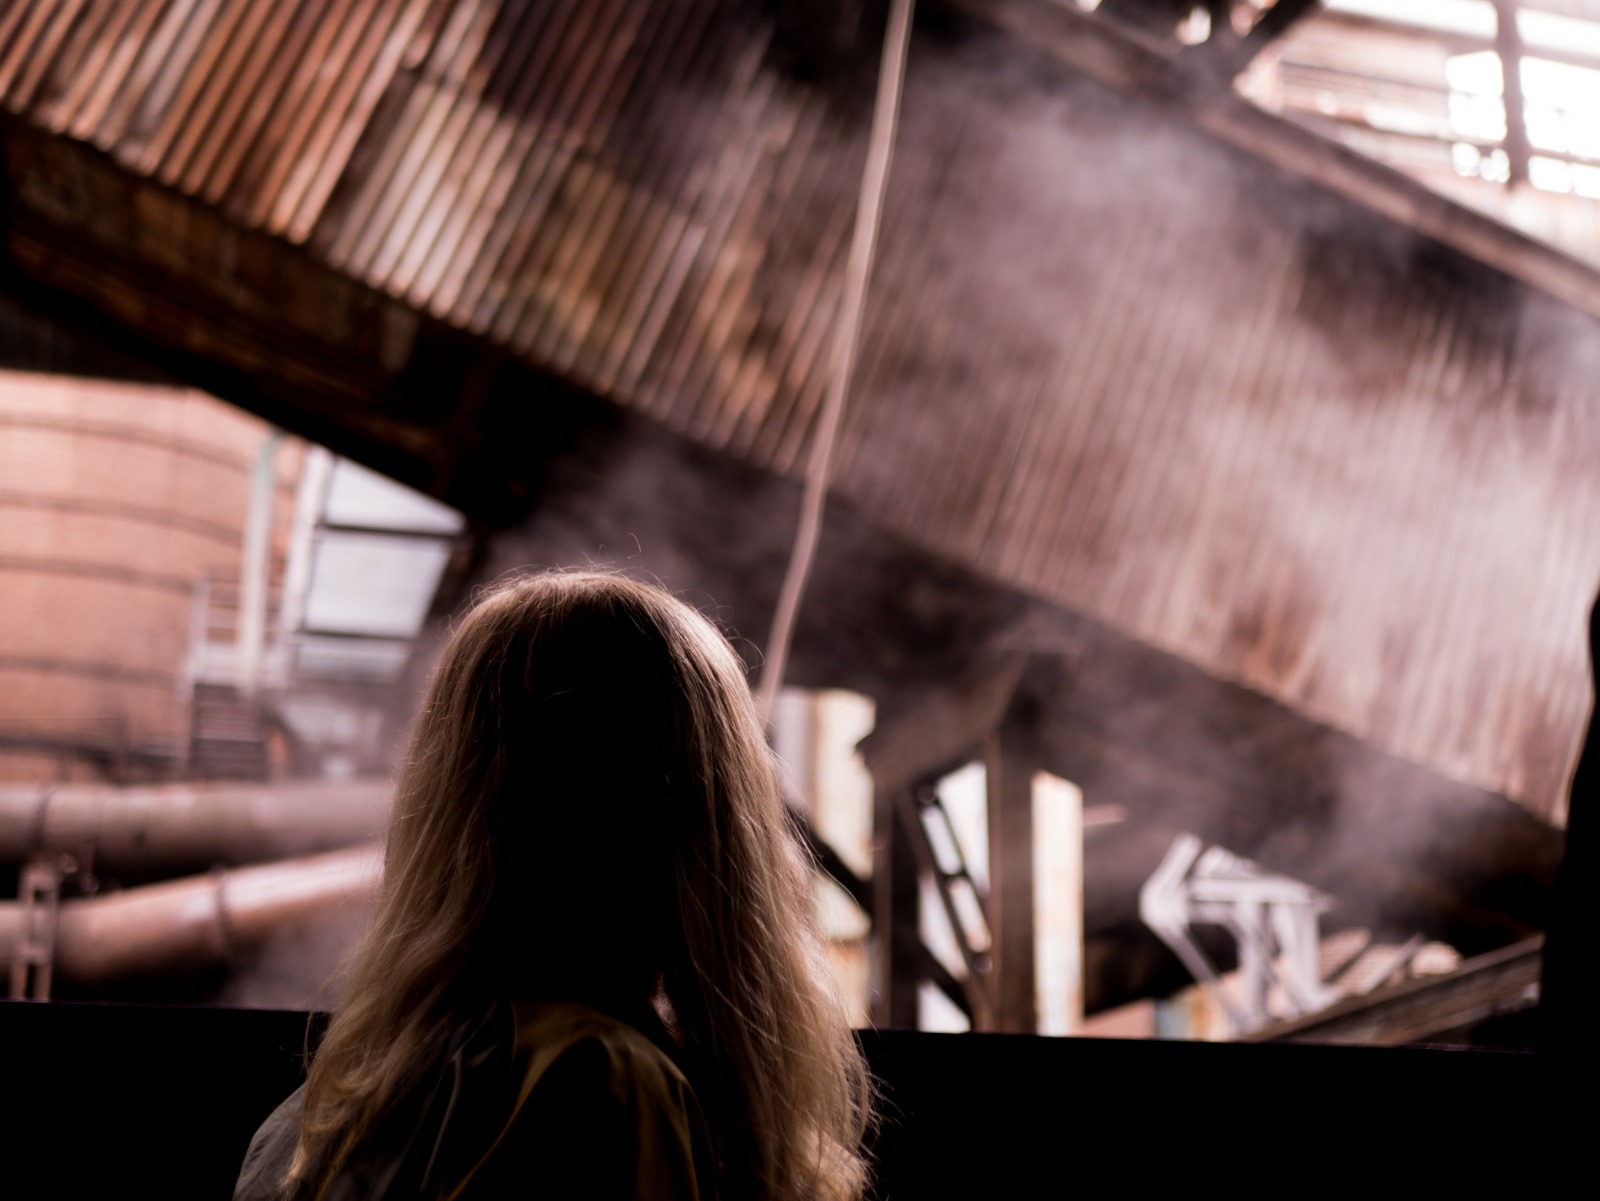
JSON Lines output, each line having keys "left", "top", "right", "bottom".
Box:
{"left": 757, "top": 0, "right": 916, "bottom": 724}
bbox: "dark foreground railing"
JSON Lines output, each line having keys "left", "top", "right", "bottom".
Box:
{"left": 1, "top": 999, "right": 1564, "bottom": 1198}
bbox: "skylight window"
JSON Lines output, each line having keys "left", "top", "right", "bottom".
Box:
{"left": 1322, "top": 0, "right": 1498, "bottom": 39}
{"left": 1529, "top": 155, "right": 1600, "bottom": 198}
{"left": 1518, "top": 9, "right": 1600, "bottom": 65}
{"left": 1235, "top": 0, "right": 1600, "bottom": 266}
{"left": 1452, "top": 142, "right": 1512, "bottom": 182}
{"left": 1446, "top": 49, "right": 1508, "bottom": 143}
{"left": 1521, "top": 57, "right": 1600, "bottom": 159}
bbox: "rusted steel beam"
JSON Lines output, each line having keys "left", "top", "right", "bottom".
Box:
{"left": 0, "top": 844, "right": 381, "bottom": 988}
{"left": 1249, "top": 936, "right": 1544, "bottom": 1046}
{"left": 858, "top": 654, "right": 1028, "bottom": 797}
{"left": 0, "top": 780, "right": 390, "bottom": 872}
{"left": 1540, "top": 594, "right": 1597, "bottom": 1053}
{"left": 1208, "top": 0, "right": 1323, "bottom": 77}
{"left": 864, "top": 654, "right": 1021, "bottom": 1030}
{"left": 863, "top": 654, "right": 1062, "bottom": 1031}
{"left": 892, "top": 787, "right": 994, "bottom": 1029}
{"left": 985, "top": 706, "right": 1040, "bottom": 1034}
{"left": 919, "top": 942, "right": 972, "bottom": 1021}
{"left": 871, "top": 784, "right": 923, "bottom": 1029}
{"left": 795, "top": 813, "right": 873, "bottom": 916}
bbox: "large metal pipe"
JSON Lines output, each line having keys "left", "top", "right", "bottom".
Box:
{"left": 0, "top": 844, "right": 381, "bottom": 986}
{"left": 0, "top": 780, "right": 391, "bottom": 872}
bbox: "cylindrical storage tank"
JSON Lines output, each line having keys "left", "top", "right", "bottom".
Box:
{"left": 0, "top": 370, "right": 299, "bottom": 783}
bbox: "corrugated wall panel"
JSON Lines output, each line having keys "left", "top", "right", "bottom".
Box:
{"left": 4, "top": 1, "right": 1598, "bottom": 818}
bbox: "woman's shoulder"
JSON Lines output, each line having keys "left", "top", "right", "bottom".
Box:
{"left": 509, "top": 999, "right": 689, "bottom": 1091}
{"left": 233, "top": 1084, "right": 307, "bottom": 1201}
{"left": 456, "top": 1000, "right": 717, "bottom": 1200}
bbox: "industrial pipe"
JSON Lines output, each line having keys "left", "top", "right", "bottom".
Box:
{"left": 0, "top": 844, "right": 382, "bottom": 987}
{"left": 0, "top": 779, "right": 391, "bottom": 872}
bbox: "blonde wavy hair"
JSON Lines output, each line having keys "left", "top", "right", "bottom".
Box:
{"left": 291, "top": 571, "right": 872, "bottom": 1199}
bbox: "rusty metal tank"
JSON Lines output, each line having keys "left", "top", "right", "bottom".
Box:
{"left": 0, "top": 369, "right": 298, "bottom": 784}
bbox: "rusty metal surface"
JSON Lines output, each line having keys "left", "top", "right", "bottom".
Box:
{"left": 1248, "top": 934, "right": 1545, "bottom": 1046}
{"left": 0, "top": 778, "right": 391, "bottom": 869}
{"left": 0, "top": 843, "right": 381, "bottom": 986}
{"left": 0, "top": 0, "right": 858, "bottom": 467}
{"left": 3, "top": 2, "right": 1597, "bottom": 819}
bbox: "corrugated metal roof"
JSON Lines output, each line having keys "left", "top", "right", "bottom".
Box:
{"left": 0, "top": 0, "right": 853, "bottom": 467}
{"left": 4, "top": 1, "right": 1597, "bottom": 818}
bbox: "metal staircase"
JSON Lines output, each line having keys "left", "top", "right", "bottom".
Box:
{"left": 184, "top": 569, "right": 284, "bottom": 781}
{"left": 187, "top": 683, "right": 272, "bottom": 781}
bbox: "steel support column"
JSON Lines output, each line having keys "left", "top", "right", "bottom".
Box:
{"left": 985, "top": 708, "right": 1040, "bottom": 1033}
{"left": 872, "top": 784, "right": 922, "bottom": 1028}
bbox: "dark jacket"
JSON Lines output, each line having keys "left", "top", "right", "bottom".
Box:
{"left": 234, "top": 1001, "right": 718, "bottom": 1201}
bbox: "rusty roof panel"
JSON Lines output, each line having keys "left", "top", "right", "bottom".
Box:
{"left": 4, "top": 1, "right": 1598, "bottom": 819}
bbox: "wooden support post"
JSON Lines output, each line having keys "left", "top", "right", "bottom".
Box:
{"left": 872, "top": 784, "right": 922, "bottom": 1028}
{"left": 985, "top": 708, "right": 1039, "bottom": 1033}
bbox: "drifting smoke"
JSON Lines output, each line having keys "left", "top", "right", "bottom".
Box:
{"left": 812, "top": 19, "right": 1599, "bottom": 839}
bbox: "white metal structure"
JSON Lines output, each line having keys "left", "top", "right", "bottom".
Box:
{"left": 1141, "top": 833, "right": 1338, "bottom": 1035}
